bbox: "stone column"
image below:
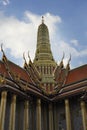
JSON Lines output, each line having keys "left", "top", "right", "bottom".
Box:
{"left": 9, "top": 95, "right": 16, "bottom": 130}
{"left": 81, "top": 100, "right": 87, "bottom": 130}
{"left": 24, "top": 100, "right": 29, "bottom": 130}
{"left": 49, "top": 103, "right": 53, "bottom": 130}
{"left": 43, "top": 104, "right": 47, "bottom": 130}
{"left": 36, "top": 99, "right": 41, "bottom": 130}
{"left": 65, "top": 99, "right": 72, "bottom": 130}
{"left": 0, "top": 91, "right": 7, "bottom": 130}
{"left": 54, "top": 104, "right": 58, "bottom": 130}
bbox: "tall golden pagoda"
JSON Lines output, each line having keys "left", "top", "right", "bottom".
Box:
{"left": 34, "top": 17, "right": 57, "bottom": 92}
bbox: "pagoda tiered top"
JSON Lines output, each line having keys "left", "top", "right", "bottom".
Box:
{"left": 34, "top": 16, "right": 56, "bottom": 65}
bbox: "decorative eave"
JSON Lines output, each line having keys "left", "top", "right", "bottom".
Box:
{"left": 52, "top": 79, "right": 87, "bottom": 101}
{"left": 23, "top": 52, "right": 41, "bottom": 85}
{"left": 24, "top": 60, "right": 41, "bottom": 86}
{"left": 29, "top": 59, "right": 41, "bottom": 81}
{"left": 0, "top": 74, "right": 50, "bottom": 101}
{"left": 0, "top": 66, "right": 87, "bottom": 102}
{"left": 53, "top": 55, "right": 71, "bottom": 93}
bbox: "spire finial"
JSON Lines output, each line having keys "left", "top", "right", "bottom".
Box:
{"left": 23, "top": 52, "right": 27, "bottom": 63}
{"left": 28, "top": 51, "right": 31, "bottom": 61}
{"left": 68, "top": 53, "right": 71, "bottom": 63}
{"left": 1, "top": 43, "right": 5, "bottom": 56}
{"left": 1, "top": 43, "right": 4, "bottom": 53}
{"left": 62, "top": 52, "right": 65, "bottom": 61}
{"left": 42, "top": 16, "right": 44, "bottom": 24}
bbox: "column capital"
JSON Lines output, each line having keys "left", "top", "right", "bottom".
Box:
{"left": 11, "top": 94, "right": 16, "bottom": 103}
{"left": 37, "top": 98, "right": 41, "bottom": 106}
{"left": 1, "top": 91, "right": 7, "bottom": 98}
{"left": 81, "top": 100, "right": 85, "bottom": 107}
{"left": 65, "top": 99, "right": 69, "bottom": 105}
{"left": 24, "top": 100, "right": 29, "bottom": 109}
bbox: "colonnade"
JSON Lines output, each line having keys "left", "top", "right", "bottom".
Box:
{"left": 65, "top": 99, "right": 87, "bottom": 130}
{"left": 0, "top": 91, "right": 87, "bottom": 130}
{"left": 0, "top": 91, "right": 30, "bottom": 130}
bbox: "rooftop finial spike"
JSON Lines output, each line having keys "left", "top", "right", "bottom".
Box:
{"left": 1, "top": 43, "right": 5, "bottom": 55}
{"left": 62, "top": 52, "right": 65, "bottom": 61}
{"left": 42, "top": 16, "right": 44, "bottom": 24}
{"left": 1, "top": 43, "right": 3, "bottom": 52}
{"left": 23, "top": 52, "right": 27, "bottom": 63}
{"left": 28, "top": 51, "right": 31, "bottom": 61}
{"left": 68, "top": 53, "right": 71, "bottom": 63}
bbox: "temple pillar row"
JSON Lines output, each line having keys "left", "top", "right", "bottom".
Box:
{"left": 0, "top": 91, "right": 30, "bottom": 130}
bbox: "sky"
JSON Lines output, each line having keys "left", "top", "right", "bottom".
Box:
{"left": 0, "top": 0, "right": 87, "bottom": 69}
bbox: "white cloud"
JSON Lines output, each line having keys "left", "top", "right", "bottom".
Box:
{"left": 0, "top": 11, "right": 61, "bottom": 63}
{"left": 0, "top": 0, "right": 10, "bottom": 5}
{"left": 70, "top": 39, "right": 79, "bottom": 46}
{"left": 52, "top": 39, "right": 87, "bottom": 68}
{"left": 80, "top": 49, "right": 87, "bottom": 56}
{"left": 52, "top": 40, "right": 79, "bottom": 65}
{"left": 0, "top": 11, "right": 87, "bottom": 68}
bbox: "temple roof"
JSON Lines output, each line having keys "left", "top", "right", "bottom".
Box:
{"left": 0, "top": 56, "right": 87, "bottom": 101}
{"left": 0, "top": 61, "right": 9, "bottom": 77}
{"left": 65, "top": 64, "right": 87, "bottom": 86}
{"left": 6, "top": 60, "right": 33, "bottom": 83}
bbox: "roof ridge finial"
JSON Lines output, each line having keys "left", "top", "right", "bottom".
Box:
{"left": 42, "top": 16, "right": 44, "bottom": 24}
{"left": 28, "top": 51, "right": 31, "bottom": 61}
{"left": 1, "top": 43, "right": 6, "bottom": 58}
{"left": 1, "top": 43, "right": 4, "bottom": 54}
{"left": 62, "top": 52, "right": 65, "bottom": 61}
{"left": 66, "top": 54, "right": 71, "bottom": 70}
{"left": 23, "top": 52, "right": 27, "bottom": 63}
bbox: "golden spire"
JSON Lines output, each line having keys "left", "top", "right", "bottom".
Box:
{"left": 42, "top": 16, "right": 44, "bottom": 24}
{"left": 34, "top": 16, "right": 56, "bottom": 64}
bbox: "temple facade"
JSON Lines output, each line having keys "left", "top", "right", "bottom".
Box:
{"left": 0, "top": 17, "right": 87, "bottom": 130}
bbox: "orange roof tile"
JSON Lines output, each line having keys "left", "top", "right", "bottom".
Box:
{"left": 7, "top": 60, "right": 33, "bottom": 83}
{"left": 0, "top": 61, "right": 9, "bottom": 77}
{"left": 65, "top": 64, "right": 87, "bottom": 85}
